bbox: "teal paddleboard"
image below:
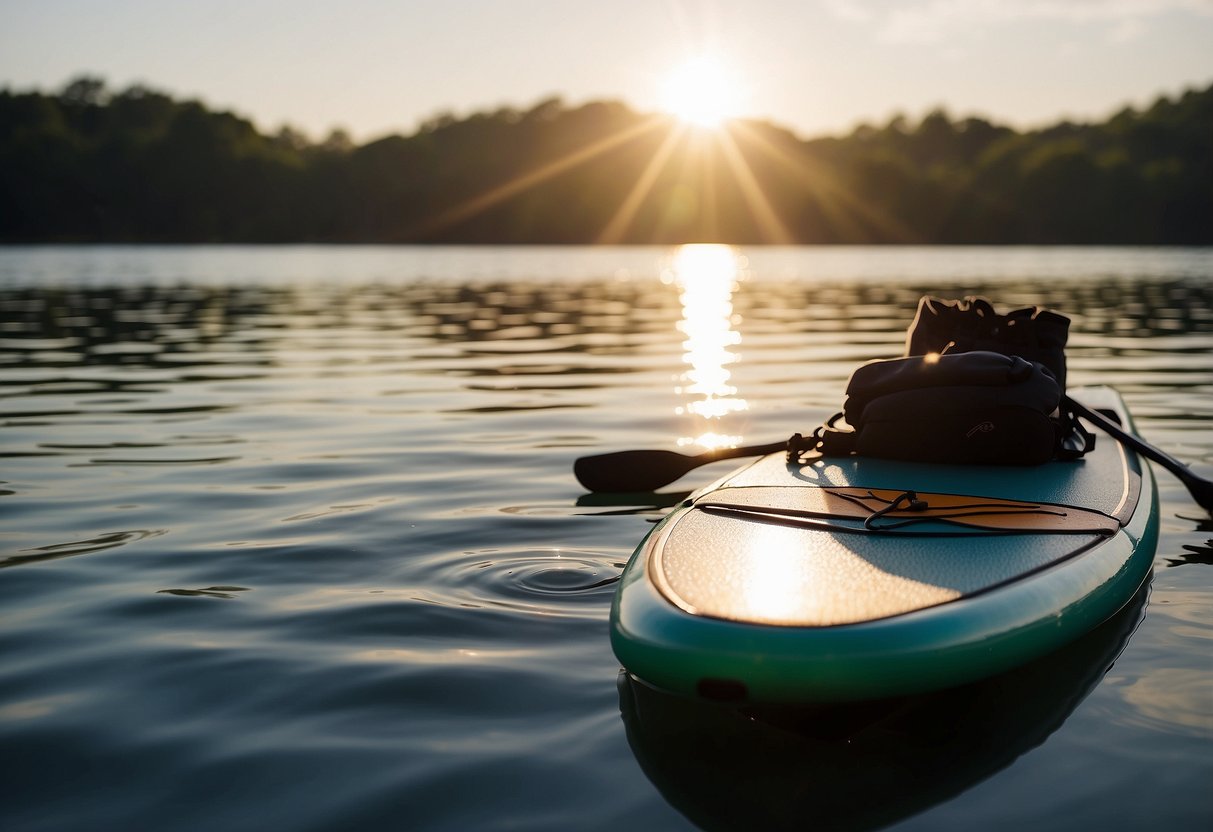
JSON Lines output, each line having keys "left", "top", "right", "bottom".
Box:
{"left": 610, "top": 386, "right": 1159, "bottom": 703}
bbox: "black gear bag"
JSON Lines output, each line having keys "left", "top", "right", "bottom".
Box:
{"left": 838, "top": 351, "right": 1064, "bottom": 465}
{"left": 817, "top": 297, "right": 1094, "bottom": 466}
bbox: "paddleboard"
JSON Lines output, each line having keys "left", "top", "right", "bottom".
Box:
{"left": 609, "top": 386, "right": 1159, "bottom": 703}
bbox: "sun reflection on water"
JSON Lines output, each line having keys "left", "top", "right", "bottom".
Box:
{"left": 666, "top": 244, "right": 749, "bottom": 450}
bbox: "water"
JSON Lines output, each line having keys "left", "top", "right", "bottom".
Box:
{"left": 1, "top": 245, "right": 1210, "bottom": 832}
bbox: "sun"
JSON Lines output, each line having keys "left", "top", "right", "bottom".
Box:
{"left": 660, "top": 56, "right": 742, "bottom": 129}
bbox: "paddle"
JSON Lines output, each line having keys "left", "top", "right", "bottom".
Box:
{"left": 574, "top": 440, "right": 788, "bottom": 493}
{"left": 577, "top": 403, "right": 1213, "bottom": 514}
{"left": 1065, "top": 396, "right": 1213, "bottom": 513}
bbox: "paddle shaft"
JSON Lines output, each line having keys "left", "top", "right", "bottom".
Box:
{"left": 1066, "top": 395, "right": 1213, "bottom": 512}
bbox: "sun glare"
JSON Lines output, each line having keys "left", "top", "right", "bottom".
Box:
{"left": 660, "top": 56, "right": 742, "bottom": 128}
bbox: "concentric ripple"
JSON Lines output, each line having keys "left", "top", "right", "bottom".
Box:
{"left": 419, "top": 548, "right": 626, "bottom": 618}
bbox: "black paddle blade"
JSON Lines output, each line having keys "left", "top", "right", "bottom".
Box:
{"left": 574, "top": 449, "right": 705, "bottom": 493}
{"left": 574, "top": 440, "right": 790, "bottom": 493}
{"left": 1185, "top": 479, "right": 1213, "bottom": 514}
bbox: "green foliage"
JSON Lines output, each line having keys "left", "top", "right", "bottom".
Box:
{"left": 1, "top": 76, "right": 1209, "bottom": 243}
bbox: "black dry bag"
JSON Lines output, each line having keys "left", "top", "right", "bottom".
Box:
{"left": 841, "top": 351, "right": 1064, "bottom": 466}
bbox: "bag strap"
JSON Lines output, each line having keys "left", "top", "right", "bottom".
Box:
{"left": 785, "top": 413, "right": 854, "bottom": 463}
{"left": 788, "top": 405, "right": 1096, "bottom": 465}
{"left": 1056, "top": 402, "right": 1098, "bottom": 460}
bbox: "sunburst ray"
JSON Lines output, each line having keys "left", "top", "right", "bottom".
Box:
{"left": 716, "top": 126, "right": 795, "bottom": 244}
{"left": 729, "top": 120, "right": 920, "bottom": 243}
{"left": 405, "top": 115, "right": 667, "bottom": 241}
{"left": 596, "top": 122, "right": 686, "bottom": 244}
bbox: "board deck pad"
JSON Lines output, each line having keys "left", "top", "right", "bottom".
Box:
{"left": 653, "top": 487, "right": 1125, "bottom": 627}
{"left": 609, "top": 387, "right": 1159, "bottom": 702}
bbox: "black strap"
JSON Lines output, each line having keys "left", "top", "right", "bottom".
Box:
{"left": 1056, "top": 403, "right": 1097, "bottom": 460}
{"left": 785, "top": 412, "right": 852, "bottom": 463}
{"left": 788, "top": 404, "right": 1098, "bottom": 465}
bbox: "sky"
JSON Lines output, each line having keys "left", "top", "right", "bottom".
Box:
{"left": 2, "top": 0, "right": 1212, "bottom": 142}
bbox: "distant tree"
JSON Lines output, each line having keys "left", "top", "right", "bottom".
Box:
{"left": 319, "top": 128, "right": 354, "bottom": 154}
{"left": 274, "top": 125, "right": 311, "bottom": 151}
{"left": 60, "top": 75, "right": 108, "bottom": 106}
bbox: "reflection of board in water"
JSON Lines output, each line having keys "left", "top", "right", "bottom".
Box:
{"left": 619, "top": 579, "right": 1149, "bottom": 832}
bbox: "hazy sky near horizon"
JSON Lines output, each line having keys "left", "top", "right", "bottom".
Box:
{"left": 3, "top": 0, "right": 1212, "bottom": 141}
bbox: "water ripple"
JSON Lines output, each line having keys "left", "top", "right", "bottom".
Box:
{"left": 2, "top": 529, "right": 167, "bottom": 567}
{"left": 420, "top": 548, "right": 624, "bottom": 618}
{"left": 156, "top": 586, "right": 252, "bottom": 600}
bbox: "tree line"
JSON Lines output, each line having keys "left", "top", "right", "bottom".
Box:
{"left": 2, "top": 76, "right": 1209, "bottom": 244}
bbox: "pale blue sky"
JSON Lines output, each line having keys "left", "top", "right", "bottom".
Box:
{"left": 2, "top": 0, "right": 1211, "bottom": 141}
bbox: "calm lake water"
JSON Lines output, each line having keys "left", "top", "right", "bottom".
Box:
{"left": 1, "top": 245, "right": 1211, "bottom": 832}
